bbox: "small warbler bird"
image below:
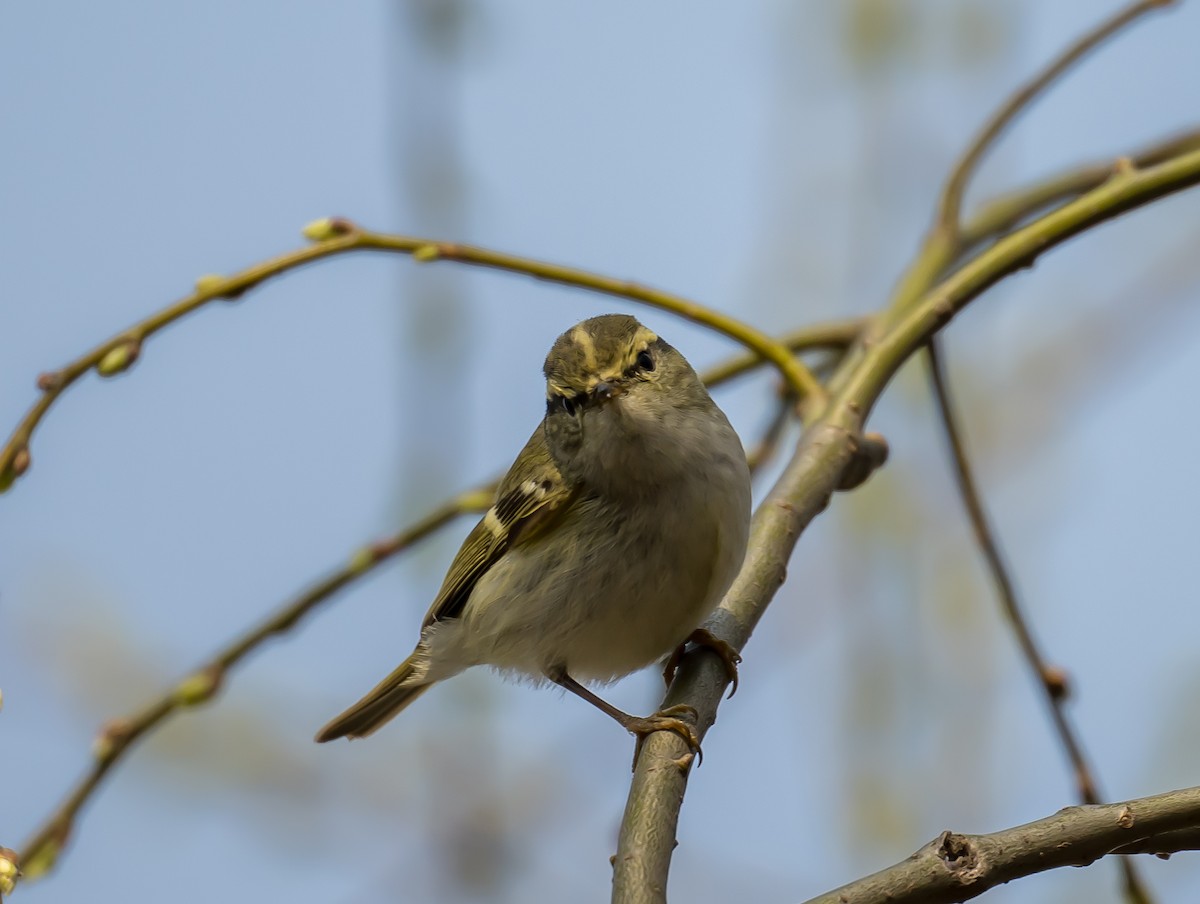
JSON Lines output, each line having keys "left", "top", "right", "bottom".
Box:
{"left": 316, "top": 313, "right": 751, "bottom": 755}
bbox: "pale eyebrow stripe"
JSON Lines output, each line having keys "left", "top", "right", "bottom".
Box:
{"left": 569, "top": 325, "right": 598, "bottom": 371}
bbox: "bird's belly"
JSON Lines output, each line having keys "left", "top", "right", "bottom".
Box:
{"left": 460, "top": 495, "right": 736, "bottom": 683}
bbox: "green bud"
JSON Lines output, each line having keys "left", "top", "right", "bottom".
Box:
{"left": 96, "top": 342, "right": 140, "bottom": 377}
{"left": 91, "top": 732, "right": 114, "bottom": 760}
{"left": 0, "top": 446, "right": 29, "bottom": 493}
{"left": 302, "top": 217, "right": 354, "bottom": 241}
{"left": 174, "top": 669, "right": 221, "bottom": 706}
{"left": 412, "top": 244, "right": 441, "bottom": 262}
{"left": 0, "top": 851, "right": 18, "bottom": 896}
{"left": 303, "top": 218, "right": 335, "bottom": 240}
{"left": 348, "top": 547, "right": 376, "bottom": 574}
{"left": 194, "top": 273, "right": 227, "bottom": 295}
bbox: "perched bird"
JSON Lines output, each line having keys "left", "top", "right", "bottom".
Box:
{"left": 316, "top": 314, "right": 751, "bottom": 756}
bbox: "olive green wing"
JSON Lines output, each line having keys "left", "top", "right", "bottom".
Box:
{"left": 421, "top": 425, "right": 576, "bottom": 627}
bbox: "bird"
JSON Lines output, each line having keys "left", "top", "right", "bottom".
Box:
{"left": 315, "top": 313, "right": 751, "bottom": 758}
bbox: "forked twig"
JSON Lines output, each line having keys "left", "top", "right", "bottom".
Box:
{"left": 936, "top": 0, "right": 1175, "bottom": 235}
{"left": 0, "top": 222, "right": 829, "bottom": 496}
{"left": 4, "top": 326, "right": 857, "bottom": 889}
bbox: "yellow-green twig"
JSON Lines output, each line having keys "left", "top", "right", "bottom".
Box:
{"left": 4, "top": 329, "right": 852, "bottom": 889}
{"left": 862, "top": 147, "right": 1200, "bottom": 406}
{"left": 886, "top": 1, "right": 1176, "bottom": 325}
{"left": 613, "top": 140, "right": 1200, "bottom": 904}
{"left": 0, "top": 222, "right": 828, "bottom": 495}
{"left": 936, "top": 0, "right": 1174, "bottom": 236}
{"left": 11, "top": 486, "right": 493, "bottom": 888}
{"left": 960, "top": 128, "right": 1200, "bottom": 252}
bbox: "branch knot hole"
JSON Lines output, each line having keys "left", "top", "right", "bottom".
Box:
{"left": 937, "top": 831, "right": 985, "bottom": 882}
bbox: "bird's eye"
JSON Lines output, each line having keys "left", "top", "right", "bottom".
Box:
{"left": 547, "top": 394, "right": 576, "bottom": 417}
{"left": 635, "top": 350, "right": 655, "bottom": 372}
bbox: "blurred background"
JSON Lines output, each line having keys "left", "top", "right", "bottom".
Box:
{"left": 3, "top": 1, "right": 1200, "bottom": 902}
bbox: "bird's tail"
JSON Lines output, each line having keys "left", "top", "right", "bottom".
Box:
{"left": 314, "top": 653, "right": 431, "bottom": 742}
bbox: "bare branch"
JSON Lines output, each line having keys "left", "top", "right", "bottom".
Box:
{"left": 925, "top": 337, "right": 1151, "bottom": 903}
{"left": 0, "top": 225, "right": 831, "bottom": 495}
{"left": 802, "top": 785, "right": 1200, "bottom": 904}
{"left": 959, "top": 128, "right": 1200, "bottom": 252}
{"left": 610, "top": 143, "right": 1200, "bottom": 904}
{"left": 870, "top": 146, "right": 1200, "bottom": 402}
{"left": 935, "top": 0, "right": 1175, "bottom": 236}
{"left": 10, "top": 487, "right": 491, "bottom": 885}
{"left": 744, "top": 389, "right": 794, "bottom": 476}
{"left": 890, "top": 1, "right": 1181, "bottom": 323}
{"left": 925, "top": 339, "right": 1095, "bottom": 798}
{"left": 3, "top": 330, "right": 846, "bottom": 889}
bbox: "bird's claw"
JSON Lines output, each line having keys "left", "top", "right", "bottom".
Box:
{"left": 625, "top": 704, "right": 702, "bottom": 770}
{"left": 662, "top": 628, "right": 742, "bottom": 697}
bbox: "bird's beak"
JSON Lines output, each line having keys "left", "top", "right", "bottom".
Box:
{"left": 591, "top": 381, "right": 621, "bottom": 403}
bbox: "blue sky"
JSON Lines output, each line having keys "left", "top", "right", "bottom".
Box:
{"left": 3, "top": 2, "right": 1200, "bottom": 902}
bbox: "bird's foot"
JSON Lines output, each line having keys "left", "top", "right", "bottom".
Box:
{"left": 623, "top": 704, "right": 702, "bottom": 770}
{"left": 662, "top": 628, "right": 742, "bottom": 697}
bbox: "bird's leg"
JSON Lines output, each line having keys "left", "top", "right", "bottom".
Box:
{"left": 661, "top": 628, "right": 742, "bottom": 697}
{"left": 547, "top": 667, "right": 701, "bottom": 769}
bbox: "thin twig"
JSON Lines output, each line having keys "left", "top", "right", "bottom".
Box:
{"left": 610, "top": 143, "right": 1200, "bottom": 904}
{"left": 888, "top": 2, "right": 1178, "bottom": 322}
{"left": 935, "top": 0, "right": 1174, "bottom": 236}
{"left": 353, "top": 228, "right": 828, "bottom": 408}
{"left": 744, "top": 391, "right": 793, "bottom": 476}
{"left": 802, "top": 785, "right": 1200, "bottom": 904}
{"left": 959, "top": 127, "right": 1200, "bottom": 252}
{"left": 4, "top": 331, "right": 850, "bottom": 888}
{"left": 925, "top": 337, "right": 1152, "bottom": 904}
{"left": 869, "top": 146, "right": 1200, "bottom": 399}
{"left": 698, "top": 317, "right": 865, "bottom": 388}
{"left": 0, "top": 224, "right": 829, "bottom": 495}
{"left": 10, "top": 487, "right": 492, "bottom": 885}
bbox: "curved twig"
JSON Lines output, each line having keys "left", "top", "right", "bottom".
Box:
{"left": 3, "top": 326, "right": 854, "bottom": 889}
{"left": 0, "top": 223, "right": 827, "bottom": 494}
{"left": 935, "top": 0, "right": 1174, "bottom": 236}
{"left": 889, "top": 0, "right": 1177, "bottom": 322}
{"left": 10, "top": 487, "right": 492, "bottom": 884}
{"left": 959, "top": 128, "right": 1200, "bottom": 252}
{"left": 610, "top": 144, "right": 1200, "bottom": 904}
{"left": 867, "top": 146, "right": 1200, "bottom": 401}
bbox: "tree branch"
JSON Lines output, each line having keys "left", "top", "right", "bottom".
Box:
{"left": 802, "top": 785, "right": 1200, "bottom": 904}
{"left": 610, "top": 144, "right": 1200, "bottom": 904}
{"left": 866, "top": 146, "right": 1200, "bottom": 403}
{"left": 924, "top": 338, "right": 1151, "bottom": 902}
{"left": 0, "top": 225, "right": 832, "bottom": 496}
{"left": 7, "top": 487, "right": 492, "bottom": 885}
{"left": 891, "top": 0, "right": 1177, "bottom": 326}
{"left": 935, "top": 0, "right": 1174, "bottom": 236}
{"left": 958, "top": 128, "right": 1200, "bottom": 252}
{"left": 1, "top": 326, "right": 853, "bottom": 890}
{"left": 924, "top": 339, "right": 1095, "bottom": 800}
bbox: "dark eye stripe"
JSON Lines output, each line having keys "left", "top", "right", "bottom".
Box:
{"left": 624, "top": 349, "right": 654, "bottom": 377}
{"left": 546, "top": 394, "right": 579, "bottom": 417}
